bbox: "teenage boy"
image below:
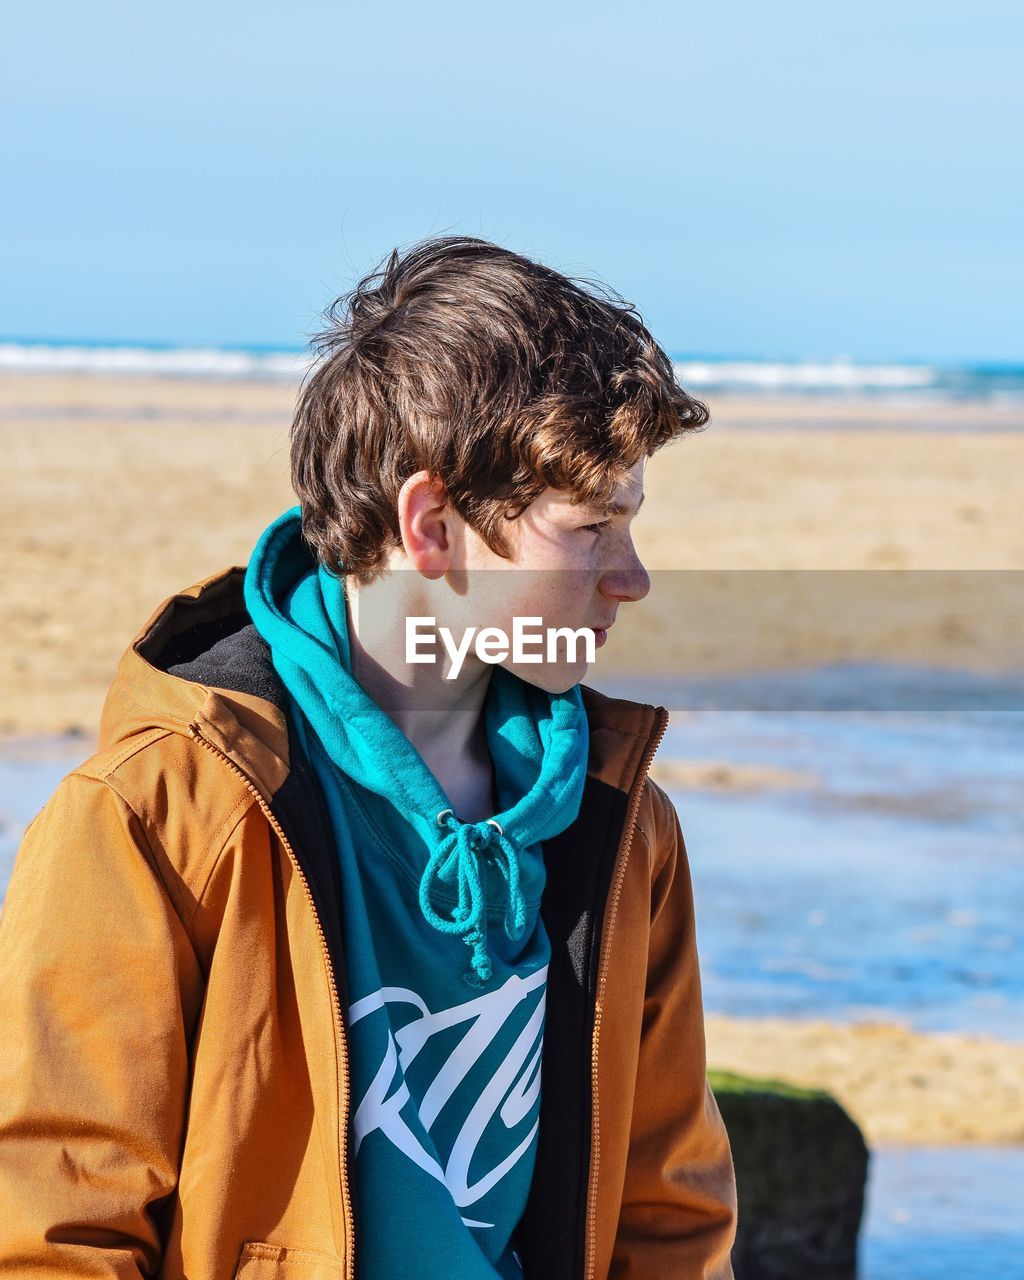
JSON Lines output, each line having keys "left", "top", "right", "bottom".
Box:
{"left": 0, "top": 236, "right": 738, "bottom": 1279}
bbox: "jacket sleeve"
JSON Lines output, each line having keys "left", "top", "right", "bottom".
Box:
{"left": 0, "top": 769, "right": 202, "bottom": 1278}
{"left": 610, "top": 777, "right": 738, "bottom": 1279}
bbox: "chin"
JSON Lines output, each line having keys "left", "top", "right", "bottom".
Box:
{"left": 510, "top": 661, "right": 589, "bottom": 695}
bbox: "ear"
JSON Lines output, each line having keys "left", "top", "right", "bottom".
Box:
{"left": 397, "top": 470, "right": 453, "bottom": 580}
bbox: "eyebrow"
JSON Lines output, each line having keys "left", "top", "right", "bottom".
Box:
{"left": 598, "top": 491, "right": 646, "bottom": 518}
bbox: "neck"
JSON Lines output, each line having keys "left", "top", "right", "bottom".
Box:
{"left": 344, "top": 571, "right": 497, "bottom": 822}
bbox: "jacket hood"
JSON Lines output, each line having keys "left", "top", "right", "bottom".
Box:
{"left": 242, "top": 505, "right": 591, "bottom": 985}
{"left": 97, "top": 565, "right": 294, "bottom": 799}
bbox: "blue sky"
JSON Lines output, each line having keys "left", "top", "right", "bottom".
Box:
{"left": 2, "top": 1, "right": 1020, "bottom": 362}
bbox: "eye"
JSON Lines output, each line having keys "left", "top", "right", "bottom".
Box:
{"left": 581, "top": 519, "right": 610, "bottom": 535}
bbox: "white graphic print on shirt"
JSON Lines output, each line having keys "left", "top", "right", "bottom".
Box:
{"left": 348, "top": 964, "right": 547, "bottom": 1229}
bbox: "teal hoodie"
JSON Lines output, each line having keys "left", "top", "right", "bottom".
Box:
{"left": 243, "top": 506, "right": 589, "bottom": 1280}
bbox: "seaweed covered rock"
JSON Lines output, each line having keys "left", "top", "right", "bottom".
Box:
{"left": 710, "top": 1069, "right": 869, "bottom": 1280}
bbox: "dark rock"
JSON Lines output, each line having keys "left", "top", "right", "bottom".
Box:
{"left": 710, "top": 1069, "right": 870, "bottom": 1280}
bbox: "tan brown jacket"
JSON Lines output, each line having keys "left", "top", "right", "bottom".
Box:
{"left": 0, "top": 566, "right": 738, "bottom": 1279}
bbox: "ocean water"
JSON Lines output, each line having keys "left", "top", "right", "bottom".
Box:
{"left": 861, "top": 1146, "right": 1024, "bottom": 1279}
{"left": 2, "top": 339, "right": 1024, "bottom": 409}
{"left": 655, "top": 707, "right": 1024, "bottom": 1041}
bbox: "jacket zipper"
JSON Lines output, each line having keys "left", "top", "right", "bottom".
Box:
{"left": 187, "top": 721, "right": 356, "bottom": 1280}
{"left": 584, "top": 704, "right": 670, "bottom": 1280}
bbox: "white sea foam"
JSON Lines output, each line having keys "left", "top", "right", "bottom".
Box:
{"left": 675, "top": 359, "right": 938, "bottom": 392}
{"left": 0, "top": 343, "right": 307, "bottom": 380}
{"left": 0, "top": 342, "right": 1016, "bottom": 405}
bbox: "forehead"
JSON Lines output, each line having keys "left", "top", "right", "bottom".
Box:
{"left": 548, "top": 460, "right": 646, "bottom": 515}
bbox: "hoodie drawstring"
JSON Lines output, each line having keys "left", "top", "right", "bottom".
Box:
{"left": 418, "top": 809, "right": 528, "bottom": 987}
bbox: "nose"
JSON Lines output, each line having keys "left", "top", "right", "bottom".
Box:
{"left": 598, "top": 541, "right": 651, "bottom": 606}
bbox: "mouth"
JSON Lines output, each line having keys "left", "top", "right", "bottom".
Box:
{"left": 591, "top": 621, "right": 615, "bottom": 649}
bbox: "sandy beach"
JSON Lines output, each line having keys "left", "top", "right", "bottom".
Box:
{"left": 2, "top": 371, "right": 1022, "bottom": 737}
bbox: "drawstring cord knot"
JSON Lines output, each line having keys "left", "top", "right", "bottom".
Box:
{"left": 418, "top": 808, "right": 528, "bottom": 987}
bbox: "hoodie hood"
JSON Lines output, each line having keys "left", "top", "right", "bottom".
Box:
{"left": 242, "top": 505, "right": 590, "bottom": 985}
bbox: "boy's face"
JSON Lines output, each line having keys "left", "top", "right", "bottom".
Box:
{"left": 442, "top": 459, "right": 651, "bottom": 693}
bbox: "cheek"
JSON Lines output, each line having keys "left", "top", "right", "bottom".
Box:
{"left": 468, "top": 580, "right": 560, "bottom": 637}
{"left": 504, "top": 578, "right": 556, "bottom": 624}
{"left": 528, "top": 577, "right": 593, "bottom": 629}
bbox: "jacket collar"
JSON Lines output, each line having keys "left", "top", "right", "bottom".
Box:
{"left": 99, "top": 565, "right": 664, "bottom": 803}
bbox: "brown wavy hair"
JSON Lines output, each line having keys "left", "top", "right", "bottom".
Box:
{"left": 291, "top": 235, "right": 709, "bottom": 584}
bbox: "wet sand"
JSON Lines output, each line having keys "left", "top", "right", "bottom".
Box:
{"left": 706, "top": 1013, "right": 1024, "bottom": 1146}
